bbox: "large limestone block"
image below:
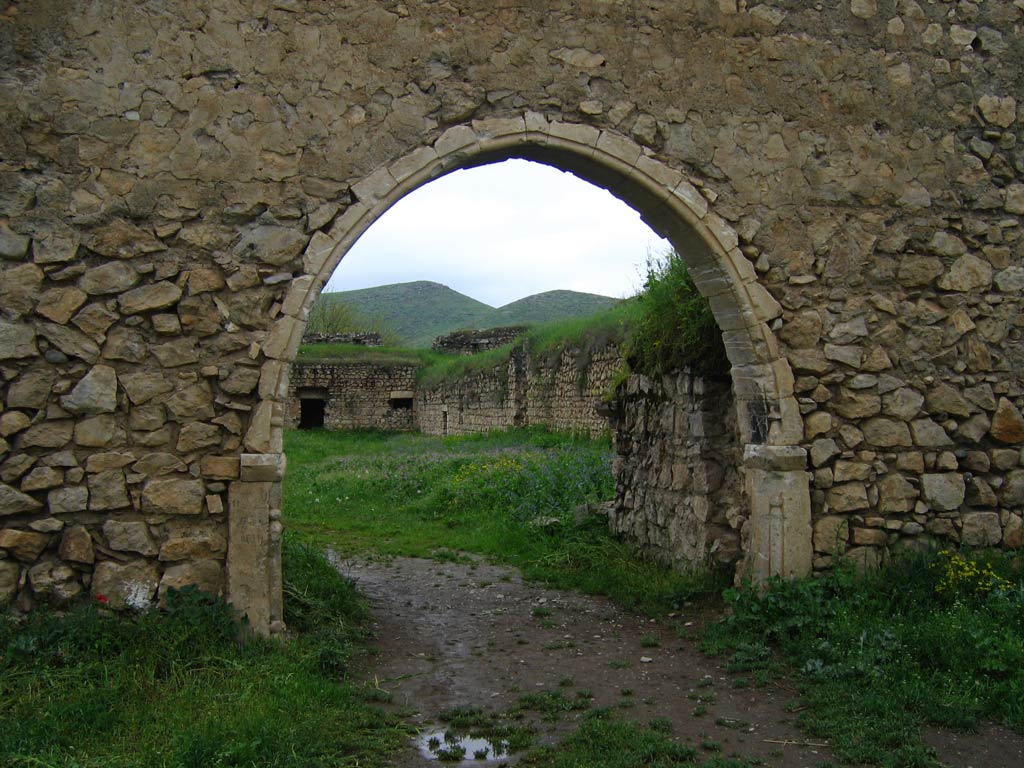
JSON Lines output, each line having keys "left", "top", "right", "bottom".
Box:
{"left": 0, "top": 482, "right": 43, "bottom": 516}
{"left": 827, "top": 482, "right": 869, "bottom": 512}
{"left": 234, "top": 226, "right": 307, "bottom": 266}
{"left": 0, "top": 528, "right": 50, "bottom": 562}
{"left": 19, "top": 420, "right": 73, "bottom": 449}
{"left": 79, "top": 261, "right": 139, "bottom": 294}
{"left": 0, "top": 225, "right": 30, "bottom": 259}
{"left": 48, "top": 486, "right": 89, "bottom": 514}
{"left": 0, "top": 320, "right": 37, "bottom": 359}
{"left": 813, "top": 515, "right": 849, "bottom": 553}
{"left": 862, "top": 418, "right": 912, "bottom": 448}
{"left": 176, "top": 422, "right": 221, "bottom": 452}
{"left": 87, "top": 470, "right": 130, "bottom": 511}
{"left": 961, "top": 512, "right": 1002, "bottom": 547}
{"left": 37, "top": 323, "right": 100, "bottom": 362}
{"left": 6, "top": 369, "right": 55, "bottom": 409}
{"left": 159, "top": 559, "right": 224, "bottom": 604}
{"left": 937, "top": 254, "right": 992, "bottom": 292}
{"left": 92, "top": 559, "right": 160, "bottom": 610}
{"left": 35, "top": 285, "right": 87, "bottom": 324}
{"left": 59, "top": 525, "right": 95, "bottom": 564}
{"left": 28, "top": 560, "right": 82, "bottom": 603}
{"left": 143, "top": 477, "right": 204, "bottom": 515}
{"left": 0, "top": 263, "right": 44, "bottom": 317}
{"left": 102, "top": 520, "right": 157, "bottom": 555}
{"left": 165, "top": 382, "right": 215, "bottom": 421}
{"left": 990, "top": 398, "right": 1024, "bottom": 444}
{"left": 921, "top": 473, "right": 965, "bottom": 511}
{"left": 1002, "top": 471, "right": 1024, "bottom": 507}
{"left": 75, "top": 415, "right": 125, "bottom": 448}
{"left": 877, "top": 474, "right": 918, "bottom": 513}
{"left": 87, "top": 219, "right": 166, "bottom": 259}
{"left": 160, "top": 531, "right": 227, "bottom": 561}
{"left": 61, "top": 365, "right": 118, "bottom": 415}
{"left": 0, "top": 560, "right": 19, "bottom": 604}
{"left": 118, "top": 281, "right": 182, "bottom": 314}
{"left": 120, "top": 371, "right": 174, "bottom": 405}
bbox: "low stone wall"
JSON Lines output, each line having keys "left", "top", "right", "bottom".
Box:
{"left": 417, "top": 342, "right": 621, "bottom": 438}
{"left": 285, "top": 362, "right": 417, "bottom": 432}
{"left": 300, "top": 332, "right": 383, "bottom": 347}
{"left": 431, "top": 327, "right": 528, "bottom": 356}
{"left": 609, "top": 371, "right": 746, "bottom": 571}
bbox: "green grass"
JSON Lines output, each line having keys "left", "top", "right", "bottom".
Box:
{"left": 283, "top": 428, "right": 726, "bottom": 615}
{"left": 700, "top": 550, "right": 1024, "bottom": 768}
{"left": 0, "top": 537, "right": 410, "bottom": 768}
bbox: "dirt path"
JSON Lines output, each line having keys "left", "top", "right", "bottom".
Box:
{"left": 338, "top": 554, "right": 1024, "bottom": 768}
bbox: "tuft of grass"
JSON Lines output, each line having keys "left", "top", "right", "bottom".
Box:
{"left": 0, "top": 537, "right": 409, "bottom": 767}
{"left": 518, "top": 711, "right": 698, "bottom": 767}
{"left": 701, "top": 550, "right": 1024, "bottom": 767}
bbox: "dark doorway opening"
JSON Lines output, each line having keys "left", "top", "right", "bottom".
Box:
{"left": 299, "top": 398, "right": 326, "bottom": 429}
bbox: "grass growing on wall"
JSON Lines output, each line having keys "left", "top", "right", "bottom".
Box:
{"left": 296, "top": 343, "right": 444, "bottom": 366}
{"left": 0, "top": 538, "right": 411, "bottom": 768}
{"left": 283, "top": 428, "right": 725, "bottom": 614}
{"left": 701, "top": 550, "right": 1024, "bottom": 767}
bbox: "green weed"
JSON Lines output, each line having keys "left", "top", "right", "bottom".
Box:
{"left": 701, "top": 550, "right": 1024, "bottom": 767}
{"left": 0, "top": 538, "right": 409, "bottom": 767}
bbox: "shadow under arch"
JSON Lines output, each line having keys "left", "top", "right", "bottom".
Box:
{"left": 234, "top": 116, "right": 813, "bottom": 634}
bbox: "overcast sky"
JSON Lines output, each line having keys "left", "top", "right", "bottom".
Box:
{"left": 324, "top": 159, "right": 670, "bottom": 307}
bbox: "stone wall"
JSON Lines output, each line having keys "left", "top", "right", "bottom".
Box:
{"left": 417, "top": 342, "right": 621, "bottom": 438}
{"left": 300, "top": 332, "right": 382, "bottom": 346}
{"left": 1, "top": 0, "right": 1022, "bottom": 629}
{"left": 285, "top": 362, "right": 417, "bottom": 431}
{"left": 431, "top": 326, "right": 528, "bottom": 355}
{"left": 609, "top": 371, "right": 745, "bottom": 571}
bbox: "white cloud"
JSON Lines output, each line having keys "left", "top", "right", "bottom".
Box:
{"left": 325, "top": 159, "right": 667, "bottom": 307}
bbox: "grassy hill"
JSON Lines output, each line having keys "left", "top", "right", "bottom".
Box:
{"left": 317, "top": 282, "right": 492, "bottom": 348}
{"left": 320, "top": 281, "right": 621, "bottom": 347}
{"left": 489, "top": 290, "right": 619, "bottom": 327}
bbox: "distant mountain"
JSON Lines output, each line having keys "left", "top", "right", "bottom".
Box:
{"left": 319, "top": 282, "right": 620, "bottom": 348}
{"left": 488, "top": 290, "right": 619, "bottom": 327}
{"left": 320, "top": 282, "right": 492, "bottom": 348}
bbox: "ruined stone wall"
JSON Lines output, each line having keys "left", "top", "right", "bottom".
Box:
{"left": 432, "top": 327, "right": 529, "bottom": 355}
{"left": 609, "top": 371, "right": 745, "bottom": 571}
{"left": 1, "top": 1, "right": 1022, "bottom": 627}
{"left": 285, "top": 362, "right": 417, "bottom": 431}
{"left": 417, "top": 342, "right": 620, "bottom": 438}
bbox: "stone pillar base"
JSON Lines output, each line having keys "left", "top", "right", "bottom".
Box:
{"left": 740, "top": 444, "right": 812, "bottom": 584}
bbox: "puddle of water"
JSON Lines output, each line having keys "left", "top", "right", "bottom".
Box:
{"left": 415, "top": 728, "right": 510, "bottom": 762}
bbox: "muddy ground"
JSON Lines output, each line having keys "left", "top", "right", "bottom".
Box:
{"left": 337, "top": 554, "right": 1024, "bottom": 768}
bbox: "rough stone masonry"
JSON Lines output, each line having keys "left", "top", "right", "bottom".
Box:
{"left": 0, "top": 1, "right": 1022, "bottom": 633}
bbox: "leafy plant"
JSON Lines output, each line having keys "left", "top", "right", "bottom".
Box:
{"left": 626, "top": 248, "right": 729, "bottom": 379}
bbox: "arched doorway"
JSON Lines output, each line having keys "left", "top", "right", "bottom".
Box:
{"left": 228, "top": 117, "right": 811, "bottom": 634}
